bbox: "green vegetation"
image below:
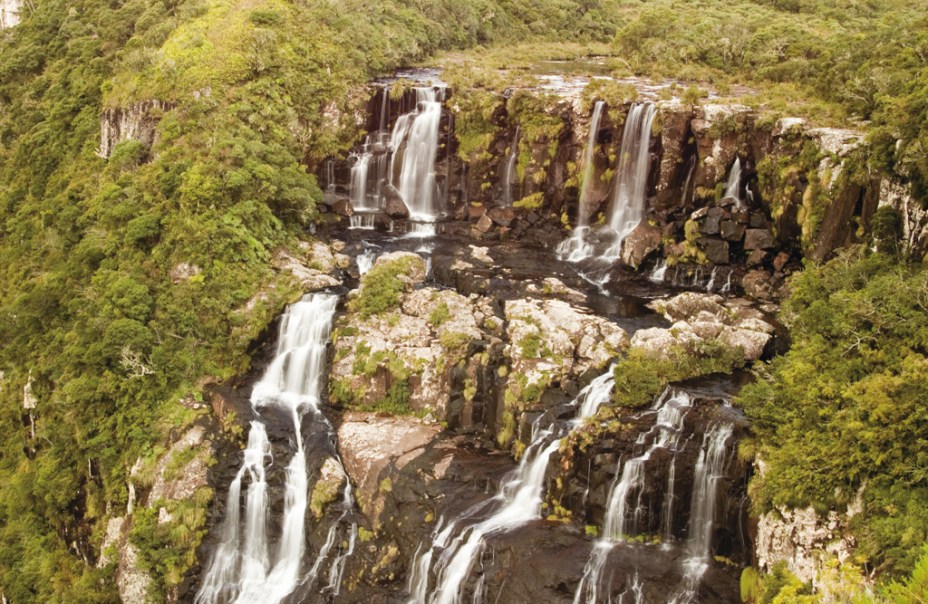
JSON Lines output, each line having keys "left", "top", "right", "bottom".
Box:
{"left": 741, "top": 248, "right": 928, "bottom": 579}
{"left": 613, "top": 343, "right": 745, "bottom": 409}
{"left": 350, "top": 254, "right": 424, "bottom": 319}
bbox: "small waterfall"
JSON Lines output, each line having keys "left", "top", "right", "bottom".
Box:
{"left": 681, "top": 155, "right": 697, "bottom": 208}
{"left": 349, "top": 153, "right": 372, "bottom": 210}
{"left": 602, "top": 103, "right": 657, "bottom": 261}
{"left": 349, "top": 214, "right": 376, "bottom": 230}
{"left": 357, "top": 247, "right": 378, "bottom": 275}
{"left": 501, "top": 126, "right": 521, "bottom": 207}
{"left": 325, "top": 160, "right": 336, "bottom": 193}
{"left": 720, "top": 269, "right": 732, "bottom": 294}
{"left": 706, "top": 267, "right": 718, "bottom": 292}
{"left": 723, "top": 158, "right": 742, "bottom": 207}
{"left": 649, "top": 259, "right": 668, "bottom": 283}
{"left": 556, "top": 101, "right": 605, "bottom": 262}
{"left": 396, "top": 87, "right": 444, "bottom": 222}
{"left": 196, "top": 294, "right": 343, "bottom": 604}
{"left": 673, "top": 424, "right": 734, "bottom": 602}
{"left": 573, "top": 389, "right": 693, "bottom": 604}
{"left": 421, "top": 369, "right": 617, "bottom": 604}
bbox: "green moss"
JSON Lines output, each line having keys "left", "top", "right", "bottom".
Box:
{"left": 310, "top": 475, "right": 341, "bottom": 519}
{"left": 350, "top": 255, "right": 424, "bottom": 319}
{"left": 429, "top": 301, "right": 451, "bottom": 327}
{"left": 514, "top": 192, "right": 545, "bottom": 209}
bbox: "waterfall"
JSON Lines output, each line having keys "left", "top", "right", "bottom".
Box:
{"left": 573, "top": 389, "right": 692, "bottom": 604}
{"left": 706, "top": 267, "right": 718, "bottom": 292}
{"left": 723, "top": 158, "right": 742, "bottom": 207}
{"left": 501, "top": 126, "right": 521, "bottom": 207}
{"left": 418, "top": 369, "right": 617, "bottom": 604}
{"left": 357, "top": 247, "right": 378, "bottom": 275}
{"left": 325, "top": 160, "right": 336, "bottom": 193}
{"left": 649, "top": 259, "right": 668, "bottom": 283}
{"left": 349, "top": 153, "right": 372, "bottom": 211}
{"left": 196, "top": 294, "right": 344, "bottom": 604}
{"left": 681, "top": 155, "right": 697, "bottom": 208}
{"left": 556, "top": 101, "right": 605, "bottom": 262}
{"left": 349, "top": 214, "right": 376, "bottom": 230}
{"left": 673, "top": 424, "right": 734, "bottom": 603}
{"left": 396, "top": 87, "right": 444, "bottom": 222}
{"left": 602, "top": 102, "right": 657, "bottom": 261}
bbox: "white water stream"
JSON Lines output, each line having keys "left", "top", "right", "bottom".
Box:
{"left": 196, "top": 293, "right": 355, "bottom": 604}
{"left": 411, "top": 369, "right": 617, "bottom": 604}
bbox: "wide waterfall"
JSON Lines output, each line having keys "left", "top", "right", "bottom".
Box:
{"left": 556, "top": 101, "right": 605, "bottom": 262}
{"left": 412, "top": 369, "right": 616, "bottom": 604}
{"left": 196, "top": 293, "right": 350, "bottom": 604}
{"left": 344, "top": 86, "right": 445, "bottom": 231}
{"left": 602, "top": 102, "right": 657, "bottom": 261}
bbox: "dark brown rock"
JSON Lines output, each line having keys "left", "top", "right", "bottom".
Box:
{"left": 385, "top": 196, "right": 410, "bottom": 219}
{"left": 468, "top": 204, "right": 487, "bottom": 220}
{"left": 747, "top": 249, "right": 768, "bottom": 267}
{"left": 333, "top": 197, "right": 354, "bottom": 217}
{"left": 621, "top": 223, "right": 663, "bottom": 269}
{"left": 744, "top": 228, "right": 776, "bottom": 250}
{"left": 749, "top": 212, "right": 768, "bottom": 228}
{"left": 720, "top": 220, "right": 746, "bottom": 241}
{"left": 488, "top": 207, "right": 516, "bottom": 227}
{"left": 475, "top": 213, "right": 493, "bottom": 233}
{"left": 697, "top": 238, "right": 730, "bottom": 264}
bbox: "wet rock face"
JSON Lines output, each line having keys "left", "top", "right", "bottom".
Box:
{"left": 322, "top": 80, "right": 886, "bottom": 301}
{"left": 98, "top": 100, "right": 175, "bottom": 160}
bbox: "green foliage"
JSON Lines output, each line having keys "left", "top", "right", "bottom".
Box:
{"left": 429, "top": 301, "right": 451, "bottom": 327}
{"left": 740, "top": 248, "right": 928, "bottom": 578}
{"left": 883, "top": 544, "right": 928, "bottom": 603}
{"left": 350, "top": 255, "right": 423, "bottom": 319}
{"left": 613, "top": 343, "right": 745, "bottom": 408}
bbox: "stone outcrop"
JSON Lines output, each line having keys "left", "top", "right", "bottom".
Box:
{"left": 271, "top": 240, "right": 343, "bottom": 291}
{"left": 106, "top": 419, "right": 215, "bottom": 603}
{"left": 0, "top": 0, "right": 22, "bottom": 28}
{"left": 330, "top": 252, "right": 502, "bottom": 422}
{"left": 879, "top": 178, "right": 928, "bottom": 260}
{"left": 505, "top": 297, "right": 628, "bottom": 398}
{"left": 98, "top": 100, "right": 175, "bottom": 159}
{"left": 755, "top": 484, "right": 864, "bottom": 594}
{"left": 631, "top": 292, "right": 774, "bottom": 362}
{"left": 320, "top": 76, "right": 894, "bottom": 302}
{"left": 337, "top": 412, "right": 442, "bottom": 528}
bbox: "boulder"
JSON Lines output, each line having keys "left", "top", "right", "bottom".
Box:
{"left": 697, "top": 237, "right": 730, "bottom": 265}
{"left": 333, "top": 197, "right": 355, "bottom": 217}
{"left": 475, "top": 213, "right": 493, "bottom": 234}
{"left": 620, "top": 222, "right": 662, "bottom": 269}
{"left": 719, "top": 220, "right": 745, "bottom": 242}
{"left": 384, "top": 186, "right": 410, "bottom": 218}
{"left": 744, "top": 228, "right": 775, "bottom": 250}
{"left": 337, "top": 413, "right": 441, "bottom": 528}
{"left": 488, "top": 207, "right": 516, "bottom": 227}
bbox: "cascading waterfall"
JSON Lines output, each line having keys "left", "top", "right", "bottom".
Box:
{"left": 723, "top": 158, "right": 743, "bottom": 207}
{"left": 416, "top": 369, "right": 617, "bottom": 604}
{"left": 196, "top": 293, "right": 349, "bottom": 604}
{"left": 602, "top": 102, "right": 657, "bottom": 261}
{"left": 672, "top": 424, "right": 734, "bottom": 603}
{"left": 501, "top": 126, "right": 521, "bottom": 207}
{"left": 556, "top": 101, "right": 605, "bottom": 262}
{"left": 396, "top": 87, "right": 444, "bottom": 222}
{"left": 573, "top": 389, "right": 693, "bottom": 604}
